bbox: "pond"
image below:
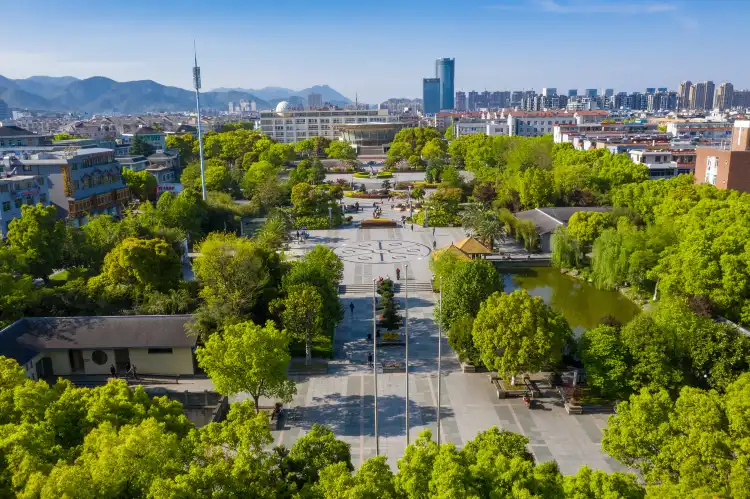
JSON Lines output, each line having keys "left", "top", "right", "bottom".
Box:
{"left": 502, "top": 267, "right": 641, "bottom": 335}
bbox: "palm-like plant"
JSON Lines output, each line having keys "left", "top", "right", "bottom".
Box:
{"left": 461, "top": 204, "right": 503, "bottom": 251}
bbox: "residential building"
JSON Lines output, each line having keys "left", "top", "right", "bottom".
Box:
{"left": 601, "top": 88, "right": 614, "bottom": 97}
{"left": 542, "top": 88, "right": 557, "bottom": 97}
{"left": 14, "top": 148, "right": 130, "bottom": 225}
{"left": 0, "top": 168, "right": 51, "bottom": 237}
{"left": 257, "top": 103, "right": 391, "bottom": 144}
{"left": 423, "top": 78, "right": 441, "bottom": 115}
{"left": 0, "top": 126, "right": 53, "bottom": 148}
{"left": 308, "top": 92, "right": 323, "bottom": 109}
{"left": 714, "top": 83, "right": 734, "bottom": 111}
{"left": 508, "top": 111, "right": 578, "bottom": 137}
{"left": 117, "top": 155, "right": 149, "bottom": 172}
{"left": 733, "top": 90, "right": 750, "bottom": 109}
{"left": 378, "top": 98, "right": 422, "bottom": 114}
{"left": 666, "top": 121, "right": 732, "bottom": 140}
{"left": 689, "top": 81, "right": 715, "bottom": 110}
{"left": 0, "top": 315, "right": 197, "bottom": 380}
{"left": 0, "top": 100, "right": 9, "bottom": 121}
{"left": 678, "top": 81, "right": 692, "bottom": 109}
{"left": 454, "top": 117, "right": 510, "bottom": 137}
{"left": 148, "top": 150, "right": 181, "bottom": 191}
{"left": 467, "top": 91, "right": 478, "bottom": 111}
{"left": 121, "top": 126, "right": 166, "bottom": 152}
{"left": 567, "top": 89, "right": 578, "bottom": 97}
{"left": 695, "top": 120, "right": 750, "bottom": 192}
{"left": 455, "top": 91, "right": 466, "bottom": 111}
{"left": 585, "top": 89, "right": 598, "bottom": 98}
{"left": 629, "top": 150, "right": 678, "bottom": 179}
{"left": 435, "top": 58, "right": 455, "bottom": 110}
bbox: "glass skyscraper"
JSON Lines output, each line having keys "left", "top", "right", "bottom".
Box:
{"left": 435, "top": 58, "right": 455, "bottom": 111}
{"left": 423, "top": 78, "right": 441, "bottom": 115}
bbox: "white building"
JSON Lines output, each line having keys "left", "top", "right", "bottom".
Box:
{"left": 256, "top": 101, "right": 391, "bottom": 144}
{"left": 507, "top": 111, "right": 578, "bottom": 137}
{"left": 629, "top": 150, "right": 678, "bottom": 179}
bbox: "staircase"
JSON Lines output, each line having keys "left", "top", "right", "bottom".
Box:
{"left": 339, "top": 281, "right": 434, "bottom": 294}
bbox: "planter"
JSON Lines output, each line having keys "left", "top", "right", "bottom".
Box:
{"left": 382, "top": 362, "right": 405, "bottom": 373}
{"left": 461, "top": 362, "right": 488, "bottom": 373}
{"left": 361, "top": 219, "right": 397, "bottom": 228}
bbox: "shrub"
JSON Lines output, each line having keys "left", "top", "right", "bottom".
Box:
{"left": 344, "top": 192, "right": 384, "bottom": 199}
{"left": 376, "top": 171, "right": 393, "bottom": 178}
{"left": 382, "top": 332, "right": 400, "bottom": 341}
{"left": 354, "top": 172, "right": 370, "bottom": 179}
{"left": 414, "top": 181, "right": 439, "bottom": 189}
{"left": 344, "top": 167, "right": 355, "bottom": 173}
{"left": 294, "top": 216, "right": 336, "bottom": 229}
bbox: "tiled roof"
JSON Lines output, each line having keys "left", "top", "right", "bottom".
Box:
{"left": 455, "top": 236, "right": 492, "bottom": 255}
{"left": 0, "top": 315, "right": 196, "bottom": 364}
{"left": 0, "top": 125, "right": 35, "bottom": 137}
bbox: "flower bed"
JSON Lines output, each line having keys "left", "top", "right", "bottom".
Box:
{"left": 413, "top": 181, "right": 438, "bottom": 189}
{"left": 382, "top": 361, "right": 405, "bottom": 373}
{"left": 353, "top": 172, "right": 370, "bottom": 179}
{"left": 361, "top": 219, "right": 397, "bottom": 228}
{"left": 344, "top": 192, "right": 383, "bottom": 199}
{"left": 382, "top": 332, "right": 399, "bottom": 341}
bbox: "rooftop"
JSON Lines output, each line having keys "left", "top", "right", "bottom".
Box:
{"left": 0, "top": 315, "right": 196, "bottom": 365}
{"left": 0, "top": 125, "right": 37, "bottom": 137}
{"left": 515, "top": 206, "right": 612, "bottom": 235}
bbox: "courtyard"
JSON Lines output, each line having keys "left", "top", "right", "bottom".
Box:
{"left": 269, "top": 201, "right": 627, "bottom": 474}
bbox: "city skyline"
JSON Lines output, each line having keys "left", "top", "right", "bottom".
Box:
{"left": 1, "top": 0, "right": 748, "bottom": 103}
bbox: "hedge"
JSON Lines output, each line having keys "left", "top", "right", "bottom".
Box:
{"left": 375, "top": 171, "right": 393, "bottom": 178}
{"left": 294, "top": 216, "right": 339, "bottom": 229}
{"left": 353, "top": 172, "right": 370, "bottom": 179}
{"left": 344, "top": 192, "right": 385, "bottom": 199}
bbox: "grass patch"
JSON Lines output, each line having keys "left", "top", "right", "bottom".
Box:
{"left": 289, "top": 331, "right": 333, "bottom": 359}
{"left": 49, "top": 267, "right": 90, "bottom": 284}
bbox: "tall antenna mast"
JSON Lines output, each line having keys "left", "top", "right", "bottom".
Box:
{"left": 193, "top": 41, "right": 207, "bottom": 201}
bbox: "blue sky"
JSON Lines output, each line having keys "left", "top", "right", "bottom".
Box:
{"left": 1, "top": 0, "right": 747, "bottom": 103}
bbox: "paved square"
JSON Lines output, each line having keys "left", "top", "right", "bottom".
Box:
{"left": 272, "top": 201, "right": 627, "bottom": 474}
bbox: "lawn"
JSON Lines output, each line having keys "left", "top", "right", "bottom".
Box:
{"left": 49, "top": 267, "right": 90, "bottom": 284}
{"left": 289, "top": 331, "right": 333, "bottom": 359}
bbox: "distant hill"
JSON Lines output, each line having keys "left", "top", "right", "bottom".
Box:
{"left": 213, "top": 84, "right": 352, "bottom": 106}
{"left": 0, "top": 75, "right": 271, "bottom": 114}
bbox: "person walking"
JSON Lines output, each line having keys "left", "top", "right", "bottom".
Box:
{"left": 349, "top": 302, "right": 355, "bottom": 316}
{"left": 411, "top": 224, "right": 414, "bottom": 231}
{"left": 433, "top": 239, "right": 437, "bottom": 249}
{"left": 432, "top": 227, "right": 436, "bottom": 236}
{"left": 367, "top": 352, "right": 373, "bottom": 368}
{"left": 109, "top": 365, "right": 117, "bottom": 378}
{"left": 128, "top": 364, "right": 138, "bottom": 380}
{"left": 396, "top": 267, "right": 401, "bottom": 280}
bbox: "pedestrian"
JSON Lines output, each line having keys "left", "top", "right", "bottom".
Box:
{"left": 396, "top": 267, "right": 401, "bottom": 280}
{"left": 109, "top": 365, "right": 117, "bottom": 378}
{"left": 349, "top": 302, "right": 355, "bottom": 315}
{"left": 432, "top": 227, "right": 436, "bottom": 236}
{"left": 367, "top": 352, "right": 373, "bottom": 368}
{"left": 433, "top": 240, "right": 437, "bottom": 249}
{"left": 296, "top": 230, "right": 299, "bottom": 240}
{"left": 128, "top": 364, "right": 138, "bottom": 380}
{"left": 411, "top": 224, "right": 414, "bottom": 231}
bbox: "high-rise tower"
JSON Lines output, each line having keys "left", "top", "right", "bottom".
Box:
{"left": 435, "top": 58, "right": 455, "bottom": 111}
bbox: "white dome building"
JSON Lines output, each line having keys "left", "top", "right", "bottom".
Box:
{"left": 275, "top": 101, "right": 290, "bottom": 115}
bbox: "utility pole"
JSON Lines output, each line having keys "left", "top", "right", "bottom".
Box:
{"left": 193, "top": 42, "right": 207, "bottom": 201}
{"left": 437, "top": 276, "right": 443, "bottom": 446}
{"left": 373, "top": 278, "right": 379, "bottom": 456}
{"left": 404, "top": 264, "right": 410, "bottom": 446}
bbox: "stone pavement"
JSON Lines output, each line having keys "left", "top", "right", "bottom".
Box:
{"left": 272, "top": 199, "right": 628, "bottom": 474}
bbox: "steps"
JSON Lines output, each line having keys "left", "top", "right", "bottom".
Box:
{"left": 339, "top": 281, "right": 434, "bottom": 294}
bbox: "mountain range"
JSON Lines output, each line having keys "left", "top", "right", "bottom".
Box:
{"left": 0, "top": 76, "right": 352, "bottom": 115}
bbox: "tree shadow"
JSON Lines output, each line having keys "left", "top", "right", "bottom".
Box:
{"left": 283, "top": 392, "right": 456, "bottom": 438}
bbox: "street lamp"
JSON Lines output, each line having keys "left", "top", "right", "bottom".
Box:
{"left": 372, "top": 278, "right": 379, "bottom": 456}
{"left": 437, "top": 276, "right": 442, "bottom": 446}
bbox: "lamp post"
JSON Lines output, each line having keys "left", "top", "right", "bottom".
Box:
{"left": 373, "top": 278, "right": 379, "bottom": 456}
{"left": 192, "top": 43, "right": 207, "bottom": 201}
{"left": 404, "top": 263, "right": 410, "bottom": 446}
{"left": 437, "top": 276, "right": 442, "bottom": 446}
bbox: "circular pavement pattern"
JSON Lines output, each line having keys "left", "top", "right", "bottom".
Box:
{"left": 334, "top": 240, "right": 431, "bottom": 264}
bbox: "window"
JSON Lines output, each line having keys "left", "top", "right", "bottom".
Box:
{"left": 705, "top": 156, "right": 718, "bottom": 185}
{"left": 148, "top": 348, "right": 173, "bottom": 354}
{"left": 2, "top": 201, "right": 9, "bottom": 212}
{"left": 91, "top": 350, "right": 108, "bottom": 365}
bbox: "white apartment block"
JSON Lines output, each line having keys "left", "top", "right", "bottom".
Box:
{"left": 455, "top": 120, "right": 509, "bottom": 137}
{"left": 257, "top": 102, "right": 390, "bottom": 144}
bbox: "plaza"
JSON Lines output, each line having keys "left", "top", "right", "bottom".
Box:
{"left": 269, "top": 201, "right": 628, "bottom": 474}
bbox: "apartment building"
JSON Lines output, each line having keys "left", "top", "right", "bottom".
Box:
{"left": 0, "top": 167, "right": 51, "bottom": 237}
{"left": 629, "top": 150, "right": 679, "bottom": 179}
{"left": 13, "top": 148, "right": 130, "bottom": 225}
{"left": 121, "top": 126, "right": 167, "bottom": 152}
{"left": 666, "top": 121, "right": 732, "bottom": 140}
{"left": 695, "top": 120, "right": 750, "bottom": 192}
{"left": 507, "top": 111, "right": 578, "bottom": 137}
{"left": 455, "top": 119, "right": 510, "bottom": 138}
{"left": 0, "top": 126, "right": 52, "bottom": 148}
{"left": 257, "top": 102, "right": 390, "bottom": 144}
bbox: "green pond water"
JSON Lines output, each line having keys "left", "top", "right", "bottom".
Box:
{"left": 502, "top": 267, "right": 641, "bottom": 335}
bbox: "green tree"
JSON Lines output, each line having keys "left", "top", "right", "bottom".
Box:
{"left": 286, "top": 424, "right": 353, "bottom": 490}
{"left": 567, "top": 211, "right": 614, "bottom": 249}
{"left": 88, "top": 237, "right": 182, "bottom": 294}
{"left": 421, "top": 138, "right": 447, "bottom": 162}
{"left": 563, "top": 466, "right": 645, "bottom": 499}
{"left": 53, "top": 133, "right": 76, "bottom": 141}
{"left": 326, "top": 141, "right": 357, "bottom": 161}
{"left": 196, "top": 320, "right": 296, "bottom": 412}
{"left": 129, "top": 135, "right": 156, "bottom": 156}
{"left": 192, "top": 233, "right": 272, "bottom": 325}
{"left": 551, "top": 226, "right": 580, "bottom": 269}
{"left": 283, "top": 284, "right": 324, "bottom": 365}
{"left": 314, "top": 456, "right": 397, "bottom": 499}
{"left": 122, "top": 168, "right": 157, "bottom": 201}
{"left": 241, "top": 160, "right": 279, "bottom": 196}
{"left": 439, "top": 260, "right": 499, "bottom": 328}
{"left": 7, "top": 204, "right": 65, "bottom": 280}
{"left": 165, "top": 133, "right": 196, "bottom": 164}
{"left": 473, "top": 289, "right": 572, "bottom": 382}
{"left": 579, "top": 325, "right": 631, "bottom": 399}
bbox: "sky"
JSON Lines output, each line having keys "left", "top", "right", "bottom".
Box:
{"left": 1, "top": 0, "right": 748, "bottom": 103}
